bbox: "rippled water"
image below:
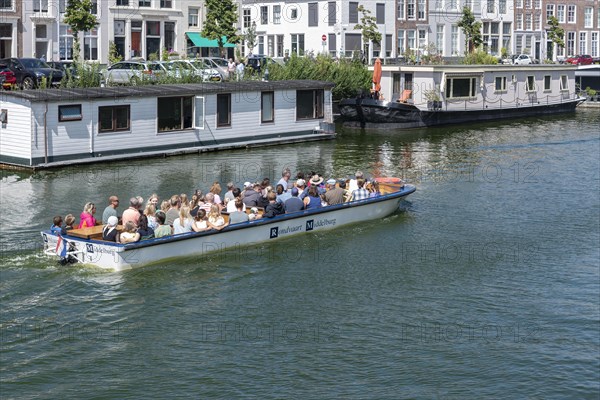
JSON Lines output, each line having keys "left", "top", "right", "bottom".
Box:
{"left": 1, "top": 109, "right": 599, "bottom": 398}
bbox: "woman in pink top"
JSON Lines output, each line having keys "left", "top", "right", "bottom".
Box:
{"left": 78, "top": 202, "right": 97, "bottom": 228}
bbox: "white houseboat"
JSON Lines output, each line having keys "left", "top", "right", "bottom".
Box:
{"left": 339, "top": 64, "right": 584, "bottom": 129}
{"left": 0, "top": 80, "right": 335, "bottom": 169}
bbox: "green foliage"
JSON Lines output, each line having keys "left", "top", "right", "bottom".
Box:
{"left": 267, "top": 54, "right": 371, "bottom": 101}
{"left": 61, "top": 62, "right": 102, "bottom": 88}
{"left": 148, "top": 52, "right": 159, "bottom": 61}
{"left": 201, "top": 0, "right": 241, "bottom": 58}
{"left": 354, "top": 5, "right": 382, "bottom": 49}
{"left": 462, "top": 50, "right": 499, "bottom": 65}
{"left": 547, "top": 16, "right": 565, "bottom": 50}
{"left": 108, "top": 41, "right": 122, "bottom": 65}
{"left": 420, "top": 43, "right": 444, "bottom": 65}
{"left": 585, "top": 87, "right": 597, "bottom": 97}
{"left": 244, "top": 22, "right": 257, "bottom": 54}
{"left": 63, "top": 0, "right": 98, "bottom": 62}
{"left": 501, "top": 47, "right": 509, "bottom": 59}
{"left": 457, "top": 7, "right": 483, "bottom": 54}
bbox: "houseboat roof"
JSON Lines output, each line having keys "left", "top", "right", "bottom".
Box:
{"left": 2, "top": 80, "right": 336, "bottom": 103}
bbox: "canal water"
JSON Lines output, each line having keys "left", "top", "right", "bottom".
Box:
{"left": 1, "top": 109, "right": 598, "bottom": 398}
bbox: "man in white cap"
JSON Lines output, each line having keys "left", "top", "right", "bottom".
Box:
{"left": 323, "top": 179, "right": 345, "bottom": 205}
{"left": 295, "top": 178, "right": 308, "bottom": 200}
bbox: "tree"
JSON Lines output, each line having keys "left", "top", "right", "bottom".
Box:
{"left": 201, "top": 0, "right": 242, "bottom": 58}
{"left": 546, "top": 16, "right": 565, "bottom": 60}
{"left": 245, "top": 22, "right": 257, "bottom": 55}
{"left": 63, "top": 0, "right": 98, "bottom": 62}
{"left": 457, "top": 6, "right": 483, "bottom": 54}
{"left": 354, "top": 5, "right": 381, "bottom": 63}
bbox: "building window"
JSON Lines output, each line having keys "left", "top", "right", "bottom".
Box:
{"left": 296, "top": 89, "right": 324, "bottom": 120}
{"left": 290, "top": 8, "right": 298, "bottom": 20}
{"left": 398, "top": 29, "right": 405, "bottom": 54}
{"left": 418, "top": 29, "right": 427, "bottom": 48}
{"left": 139, "top": 0, "right": 150, "bottom": 6}
{"left": 189, "top": 8, "right": 199, "bottom": 27}
{"left": 487, "top": 0, "right": 494, "bottom": 14}
{"left": 579, "top": 32, "right": 587, "bottom": 54}
{"left": 58, "top": 105, "right": 82, "bottom": 122}
{"left": 534, "top": 14, "right": 541, "bottom": 30}
{"left": 274, "top": 5, "right": 281, "bottom": 24}
{"left": 525, "top": 0, "right": 531, "bottom": 9}
{"left": 525, "top": 76, "right": 535, "bottom": 92}
{"left": 59, "top": 24, "right": 74, "bottom": 60}
{"left": 308, "top": 3, "right": 318, "bottom": 27}
{"left": 435, "top": 0, "right": 443, "bottom": 9}
{"left": 83, "top": 29, "right": 98, "bottom": 60}
{"left": 560, "top": 75, "right": 568, "bottom": 91}
{"left": 544, "top": 75, "right": 551, "bottom": 91}
{"left": 258, "top": 36, "right": 264, "bottom": 55}
{"left": 277, "top": 35, "right": 284, "bottom": 57}
{"left": 526, "top": 14, "right": 532, "bottom": 30}
{"left": 377, "top": 3, "right": 385, "bottom": 23}
{"left": 158, "top": 97, "right": 193, "bottom": 132}
{"left": 584, "top": 7, "right": 593, "bottom": 28}
{"left": 0, "top": 0, "right": 13, "bottom": 10}
{"left": 160, "top": 0, "right": 172, "bottom": 9}
{"left": 261, "top": 6, "right": 268, "bottom": 24}
{"left": 517, "top": 14, "right": 523, "bottom": 30}
{"left": 436, "top": 25, "right": 444, "bottom": 54}
{"left": 407, "top": 30, "right": 416, "bottom": 49}
{"left": 33, "top": 0, "right": 48, "bottom": 12}
{"left": 243, "top": 9, "right": 251, "bottom": 28}
{"left": 261, "top": 91, "right": 274, "bottom": 123}
{"left": 495, "top": 76, "right": 507, "bottom": 91}
{"left": 217, "top": 94, "right": 231, "bottom": 127}
{"left": 99, "top": 105, "right": 130, "bottom": 133}
{"left": 546, "top": 4, "right": 554, "bottom": 18}
{"left": 116, "top": 0, "right": 129, "bottom": 5}
{"left": 534, "top": 0, "right": 540, "bottom": 9}
{"left": 566, "top": 31, "right": 575, "bottom": 55}
{"left": 557, "top": 5, "right": 565, "bottom": 23}
{"left": 349, "top": 2, "right": 359, "bottom": 23}
{"left": 567, "top": 5, "right": 575, "bottom": 23}
{"left": 592, "top": 32, "right": 598, "bottom": 58}
{"left": 451, "top": 25, "right": 459, "bottom": 55}
{"left": 464, "top": 0, "right": 472, "bottom": 10}
{"left": 445, "top": 77, "right": 477, "bottom": 98}
{"left": 499, "top": 0, "right": 506, "bottom": 14}
{"left": 407, "top": 0, "right": 415, "bottom": 19}
{"left": 448, "top": 0, "right": 457, "bottom": 10}
{"left": 417, "top": 0, "right": 425, "bottom": 20}
{"left": 291, "top": 34, "right": 305, "bottom": 55}
{"left": 328, "top": 2, "right": 336, "bottom": 26}
{"left": 398, "top": 0, "right": 405, "bottom": 19}
{"left": 146, "top": 21, "right": 161, "bottom": 59}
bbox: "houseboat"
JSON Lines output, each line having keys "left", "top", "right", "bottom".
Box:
{"left": 0, "top": 80, "right": 335, "bottom": 169}
{"left": 41, "top": 179, "right": 416, "bottom": 271}
{"left": 338, "top": 64, "right": 584, "bottom": 129}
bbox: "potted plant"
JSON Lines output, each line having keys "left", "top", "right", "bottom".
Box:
{"left": 424, "top": 89, "right": 442, "bottom": 110}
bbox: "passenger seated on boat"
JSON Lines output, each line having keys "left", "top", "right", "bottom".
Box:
{"left": 61, "top": 214, "right": 76, "bottom": 235}
{"left": 144, "top": 204, "right": 158, "bottom": 230}
{"left": 192, "top": 209, "right": 210, "bottom": 232}
{"left": 119, "top": 222, "right": 140, "bottom": 244}
{"left": 367, "top": 181, "right": 381, "bottom": 198}
{"left": 154, "top": 211, "right": 172, "bottom": 238}
{"left": 276, "top": 184, "right": 291, "bottom": 204}
{"left": 277, "top": 168, "right": 292, "bottom": 193}
{"left": 102, "top": 216, "right": 120, "bottom": 242}
{"left": 398, "top": 89, "right": 412, "bottom": 103}
{"left": 137, "top": 214, "right": 155, "bottom": 240}
{"left": 180, "top": 193, "right": 189, "bottom": 208}
{"left": 147, "top": 193, "right": 159, "bottom": 209}
{"left": 284, "top": 187, "right": 304, "bottom": 213}
{"left": 248, "top": 207, "right": 260, "bottom": 221}
{"left": 351, "top": 179, "right": 370, "bottom": 201}
{"left": 264, "top": 192, "right": 285, "bottom": 218}
{"left": 102, "top": 195, "right": 119, "bottom": 224}
{"left": 173, "top": 206, "right": 194, "bottom": 234}
{"left": 190, "top": 192, "right": 205, "bottom": 217}
{"left": 348, "top": 171, "right": 364, "bottom": 193}
{"left": 242, "top": 183, "right": 262, "bottom": 207}
{"left": 303, "top": 185, "right": 323, "bottom": 210}
{"left": 78, "top": 202, "right": 97, "bottom": 229}
{"left": 209, "top": 181, "right": 223, "bottom": 205}
{"left": 223, "top": 182, "right": 236, "bottom": 206}
{"left": 200, "top": 193, "right": 219, "bottom": 214}
{"left": 338, "top": 181, "right": 352, "bottom": 203}
{"left": 207, "top": 204, "right": 228, "bottom": 231}
{"left": 50, "top": 216, "right": 63, "bottom": 234}
{"left": 165, "top": 195, "right": 181, "bottom": 226}
{"left": 122, "top": 198, "right": 141, "bottom": 228}
{"left": 295, "top": 179, "right": 308, "bottom": 200}
{"left": 136, "top": 196, "right": 144, "bottom": 215}
{"left": 309, "top": 175, "right": 326, "bottom": 195}
{"left": 226, "top": 188, "right": 246, "bottom": 213}
{"left": 228, "top": 200, "right": 250, "bottom": 224}
{"left": 324, "top": 179, "right": 345, "bottom": 205}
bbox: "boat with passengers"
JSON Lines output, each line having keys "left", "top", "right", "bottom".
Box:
{"left": 41, "top": 178, "right": 416, "bottom": 271}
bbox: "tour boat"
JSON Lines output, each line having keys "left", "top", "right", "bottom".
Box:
{"left": 41, "top": 179, "right": 415, "bottom": 271}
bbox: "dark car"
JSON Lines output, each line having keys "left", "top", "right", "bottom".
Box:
{"left": 0, "top": 58, "right": 63, "bottom": 89}
{"left": 565, "top": 54, "right": 593, "bottom": 65}
{"left": 47, "top": 61, "right": 78, "bottom": 79}
{"left": 0, "top": 63, "right": 17, "bottom": 89}
{"left": 246, "top": 54, "right": 273, "bottom": 73}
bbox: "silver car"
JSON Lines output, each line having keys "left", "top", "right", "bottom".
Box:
{"left": 103, "top": 61, "right": 166, "bottom": 85}
{"left": 198, "top": 57, "right": 230, "bottom": 80}
{"left": 165, "top": 60, "right": 221, "bottom": 82}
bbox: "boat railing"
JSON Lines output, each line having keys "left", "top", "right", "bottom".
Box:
{"left": 433, "top": 91, "right": 581, "bottom": 111}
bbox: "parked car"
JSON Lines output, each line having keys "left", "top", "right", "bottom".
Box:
{"left": 102, "top": 60, "right": 166, "bottom": 85}
{"left": 500, "top": 54, "right": 518, "bottom": 64}
{"left": 0, "top": 63, "right": 17, "bottom": 89}
{"left": 0, "top": 58, "right": 63, "bottom": 89}
{"left": 184, "top": 59, "right": 223, "bottom": 81}
{"left": 513, "top": 54, "right": 534, "bottom": 65}
{"left": 197, "top": 57, "right": 230, "bottom": 80}
{"left": 565, "top": 54, "right": 594, "bottom": 65}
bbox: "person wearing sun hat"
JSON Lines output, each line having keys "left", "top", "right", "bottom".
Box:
{"left": 309, "top": 174, "right": 326, "bottom": 195}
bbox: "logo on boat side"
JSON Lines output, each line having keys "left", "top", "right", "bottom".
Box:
{"left": 270, "top": 227, "right": 279, "bottom": 239}
{"left": 86, "top": 243, "right": 94, "bottom": 253}
{"left": 306, "top": 220, "right": 314, "bottom": 231}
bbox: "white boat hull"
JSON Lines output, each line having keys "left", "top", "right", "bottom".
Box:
{"left": 41, "top": 185, "right": 415, "bottom": 271}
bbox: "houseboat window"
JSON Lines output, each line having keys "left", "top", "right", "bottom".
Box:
{"left": 217, "top": 94, "right": 231, "bottom": 127}
{"left": 526, "top": 76, "right": 535, "bottom": 92}
{"left": 544, "top": 75, "right": 551, "bottom": 91}
{"left": 261, "top": 91, "right": 274, "bottom": 123}
{"left": 194, "top": 96, "right": 205, "bottom": 129}
{"left": 99, "top": 105, "right": 130, "bottom": 133}
{"left": 58, "top": 104, "right": 82, "bottom": 121}
{"left": 296, "top": 89, "right": 324, "bottom": 120}
{"left": 560, "top": 75, "right": 569, "bottom": 91}
{"left": 495, "top": 77, "right": 507, "bottom": 92}
{"left": 445, "top": 77, "right": 476, "bottom": 98}
{"left": 157, "top": 96, "right": 193, "bottom": 132}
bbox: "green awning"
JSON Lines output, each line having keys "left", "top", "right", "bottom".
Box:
{"left": 185, "top": 32, "right": 236, "bottom": 48}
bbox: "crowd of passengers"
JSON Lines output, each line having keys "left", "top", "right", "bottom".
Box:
{"left": 50, "top": 170, "right": 395, "bottom": 244}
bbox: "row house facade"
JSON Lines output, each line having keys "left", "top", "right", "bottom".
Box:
{"left": 1, "top": 0, "right": 598, "bottom": 63}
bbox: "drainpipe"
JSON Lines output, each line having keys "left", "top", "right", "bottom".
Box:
{"left": 44, "top": 101, "right": 48, "bottom": 164}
